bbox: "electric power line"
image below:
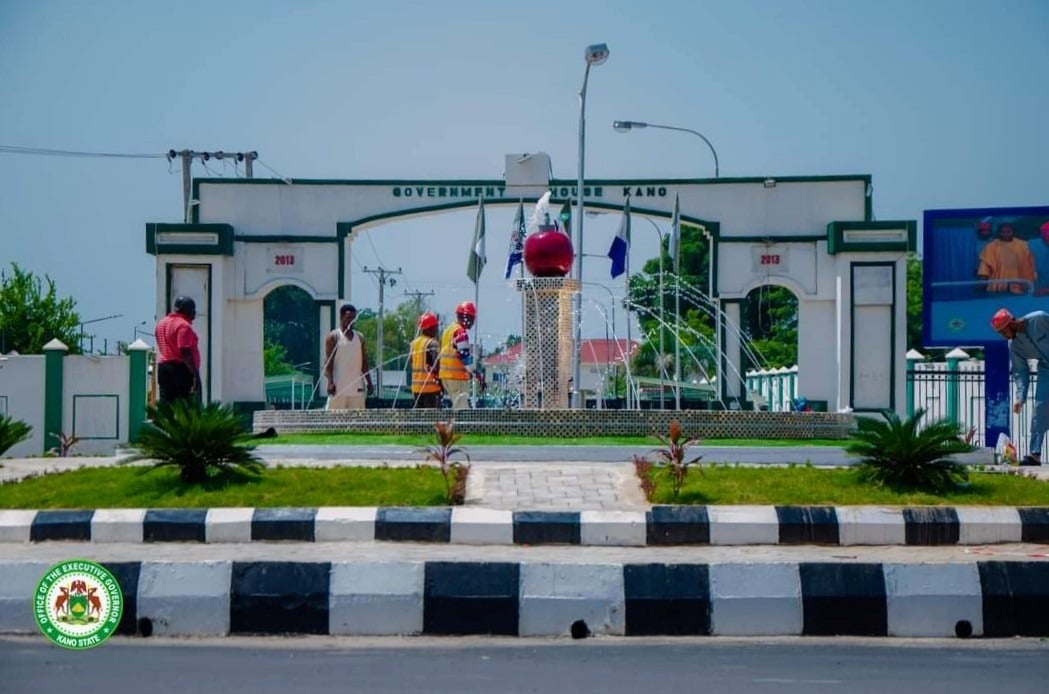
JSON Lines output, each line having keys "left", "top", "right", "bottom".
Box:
{"left": 0, "top": 144, "right": 167, "bottom": 159}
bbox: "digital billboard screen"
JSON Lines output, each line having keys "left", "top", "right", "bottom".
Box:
{"left": 923, "top": 206, "right": 1049, "bottom": 346}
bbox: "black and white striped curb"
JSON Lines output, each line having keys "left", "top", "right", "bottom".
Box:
{"left": 3, "top": 506, "right": 1049, "bottom": 546}
{"left": 3, "top": 559, "right": 1047, "bottom": 638}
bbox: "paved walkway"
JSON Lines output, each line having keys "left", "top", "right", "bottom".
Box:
{"left": 465, "top": 463, "right": 647, "bottom": 510}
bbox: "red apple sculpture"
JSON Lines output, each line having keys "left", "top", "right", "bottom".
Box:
{"left": 524, "top": 224, "right": 574, "bottom": 277}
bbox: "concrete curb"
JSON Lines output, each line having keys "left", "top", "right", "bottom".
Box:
{"left": 4, "top": 558, "right": 1048, "bottom": 638}
{"left": 4, "top": 505, "right": 1049, "bottom": 547}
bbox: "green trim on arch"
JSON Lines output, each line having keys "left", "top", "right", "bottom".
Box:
{"left": 827, "top": 220, "right": 916, "bottom": 255}
{"left": 146, "top": 223, "right": 234, "bottom": 256}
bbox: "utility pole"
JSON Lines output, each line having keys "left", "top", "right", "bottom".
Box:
{"left": 362, "top": 265, "right": 402, "bottom": 396}
{"left": 167, "top": 149, "right": 258, "bottom": 222}
{"left": 403, "top": 289, "right": 435, "bottom": 316}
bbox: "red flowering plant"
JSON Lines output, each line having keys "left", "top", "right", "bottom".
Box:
{"left": 649, "top": 419, "right": 704, "bottom": 498}
{"left": 420, "top": 420, "right": 471, "bottom": 505}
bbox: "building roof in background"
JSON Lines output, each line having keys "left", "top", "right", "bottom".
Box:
{"left": 484, "top": 339, "right": 639, "bottom": 368}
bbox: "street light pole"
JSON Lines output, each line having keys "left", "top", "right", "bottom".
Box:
{"left": 573, "top": 42, "right": 610, "bottom": 409}
{"left": 611, "top": 120, "right": 719, "bottom": 178}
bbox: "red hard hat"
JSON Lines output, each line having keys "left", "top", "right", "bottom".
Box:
{"left": 417, "top": 312, "right": 438, "bottom": 331}
{"left": 456, "top": 301, "right": 477, "bottom": 318}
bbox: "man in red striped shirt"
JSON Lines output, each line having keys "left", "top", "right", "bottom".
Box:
{"left": 154, "top": 296, "right": 202, "bottom": 406}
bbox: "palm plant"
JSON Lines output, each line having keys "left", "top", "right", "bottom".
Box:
{"left": 121, "top": 400, "right": 264, "bottom": 483}
{"left": 419, "top": 420, "right": 470, "bottom": 505}
{"left": 846, "top": 408, "right": 973, "bottom": 491}
{"left": 650, "top": 419, "right": 703, "bottom": 498}
{"left": 0, "top": 414, "right": 31, "bottom": 456}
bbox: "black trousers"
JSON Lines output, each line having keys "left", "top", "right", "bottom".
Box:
{"left": 412, "top": 392, "right": 442, "bottom": 409}
{"left": 157, "top": 361, "right": 195, "bottom": 406}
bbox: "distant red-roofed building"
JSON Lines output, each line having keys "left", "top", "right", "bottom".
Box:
{"left": 483, "top": 339, "right": 639, "bottom": 397}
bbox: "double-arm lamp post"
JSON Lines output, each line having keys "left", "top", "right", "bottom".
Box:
{"left": 572, "top": 42, "right": 610, "bottom": 409}
{"left": 611, "top": 120, "right": 719, "bottom": 178}
{"left": 613, "top": 120, "right": 720, "bottom": 409}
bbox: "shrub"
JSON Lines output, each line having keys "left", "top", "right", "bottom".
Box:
{"left": 121, "top": 400, "right": 264, "bottom": 483}
{"left": 0, "top": 414, "right": 32, "bottom": 456}
{"left": 419, "top": 420, "right": 471, "bottom": 505}
{"left": 846, "top": 408, "right": 972, "bottom": 492}
{"left": 49, "top": 431, "right": 80, "bottom": 457}
{"left": 649, "top": 419, "right": 703, "bottom": 498}
{"left": 633, "top": 455, "right": 656, "bottom": 501}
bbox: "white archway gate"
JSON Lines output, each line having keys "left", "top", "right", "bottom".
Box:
{"left": 146, "top": 160, "right": 914, "bottom": 413}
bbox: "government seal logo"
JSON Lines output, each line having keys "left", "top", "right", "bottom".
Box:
{"left": 35, "top": 560, "right": 123, "bottom": 649}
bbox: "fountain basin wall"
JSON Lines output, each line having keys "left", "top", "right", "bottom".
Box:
{"left": 253, "top": 409, "right": 856, "bottom": 439}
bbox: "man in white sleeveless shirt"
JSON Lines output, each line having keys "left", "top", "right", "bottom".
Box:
{"left": 324, "top": 304, "right": 373, "bottom": 409}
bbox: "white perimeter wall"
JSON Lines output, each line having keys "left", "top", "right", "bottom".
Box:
{"left": 0, "top": 356, "right": 45, "bottom": 457}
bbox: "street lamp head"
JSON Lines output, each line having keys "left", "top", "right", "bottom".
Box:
{"left": 584, "top": 43, "right": 610, "bottom": 66}
{"left": 613, "top": 120, "right": 647, "bottom": 133}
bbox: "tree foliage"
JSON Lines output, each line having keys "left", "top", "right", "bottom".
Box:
{"left": 906, "top": 253, "right": 923, "bottom": 352}
{"left": 263, "top": 340, "right": 297, "bottom": 376}
{"left": 626, "top": 228, "right": 925, "bottom": 377}
{"left": 0, "top": 263, "right": 81, "bottom": 354}
{"left": 628, "top": 223, "right": 717, "bottom": 383}
{"left": 627, "top": 224, "right": 799, "bottom": 381}
{"left": 742, "top": 286, "right": 797, "bottom": 369}
{"left": 354, "top": 301, "right": 422, "bottom": 373}
{"left": 263, "top": 285, "right": 318, "bottom": 376}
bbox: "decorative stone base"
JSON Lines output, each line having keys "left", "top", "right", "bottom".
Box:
{"left": 253, "top": 408, "right": 856, "bottom": 439}
{"left": 516, "top": 277, "right": 579, "bottom": 410}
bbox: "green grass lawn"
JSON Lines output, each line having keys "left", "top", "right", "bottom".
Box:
{"left": 644, "top": 464, "right": 1049, "bottom": 506}
{"left": 0, "top": 466, "right": 449, "bottom": 509}
{"left": 262, "top": 432, "right": 849, "bottom": 447}
{"left": 2, "top": 462, "right": 1047, "bottom": 509}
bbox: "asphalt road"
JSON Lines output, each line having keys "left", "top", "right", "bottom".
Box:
{"left": 255, "top": 444, "right": 856, "bottom": 466}
{"left": 2, "top": 636, "right": 1046, "bottom": 694}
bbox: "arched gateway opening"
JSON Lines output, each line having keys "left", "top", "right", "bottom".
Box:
{"left": 145, "top": 155, "right": 914, "bottom": 419}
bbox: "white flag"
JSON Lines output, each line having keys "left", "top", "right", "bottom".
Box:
{"left": 467, "top": 198, "right": 486, "bottom": 284}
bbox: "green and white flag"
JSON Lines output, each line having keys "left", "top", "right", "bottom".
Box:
{"left": 467, "top": 197, "right": 487, "bottom": 284}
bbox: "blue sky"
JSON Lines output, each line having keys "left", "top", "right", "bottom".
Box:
{"left": 1, "top": 0, "right": 1046, "bottom": 354}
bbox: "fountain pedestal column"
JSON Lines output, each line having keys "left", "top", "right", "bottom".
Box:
{"left": 516, "top": 277, "right": 579, "bottom": 410}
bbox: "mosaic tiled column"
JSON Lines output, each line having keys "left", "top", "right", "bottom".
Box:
{"left": 516, "top": 277, "right": 578, "bottom": 410}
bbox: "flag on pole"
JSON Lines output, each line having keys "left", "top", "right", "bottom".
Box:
{"left": 504, "top": 201, "right": 525, "bottom": 279}
{"left": 557, "top": 199, "right": 572, "bottom": 236}
{"left": 467, "top": 198, "right": 487, "bottom": 284}
{"left": 669, "top": 193, "right": 681, "bottom": 274}
{"left": 608, "top": 198, "right": 631, "bottom": 278}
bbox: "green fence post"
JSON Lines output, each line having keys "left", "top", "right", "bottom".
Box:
{"left": 128, "top": 340, "right": 151, "bottom": 443}
{"left": 43, "top": 338, "right": 68, "bottom": 455}
{"left": 945, "top": 348, "right": 969, "bottom": 426}
{"left": 905, "top": 349, "right": 924, "bottom": 418}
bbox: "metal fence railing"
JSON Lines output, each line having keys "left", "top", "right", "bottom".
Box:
{"left": 908, "top": 362, "right": 1038, "bottom": 452}
{"left": 747, "top": 360, "right": 1040, "bottom": 452}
